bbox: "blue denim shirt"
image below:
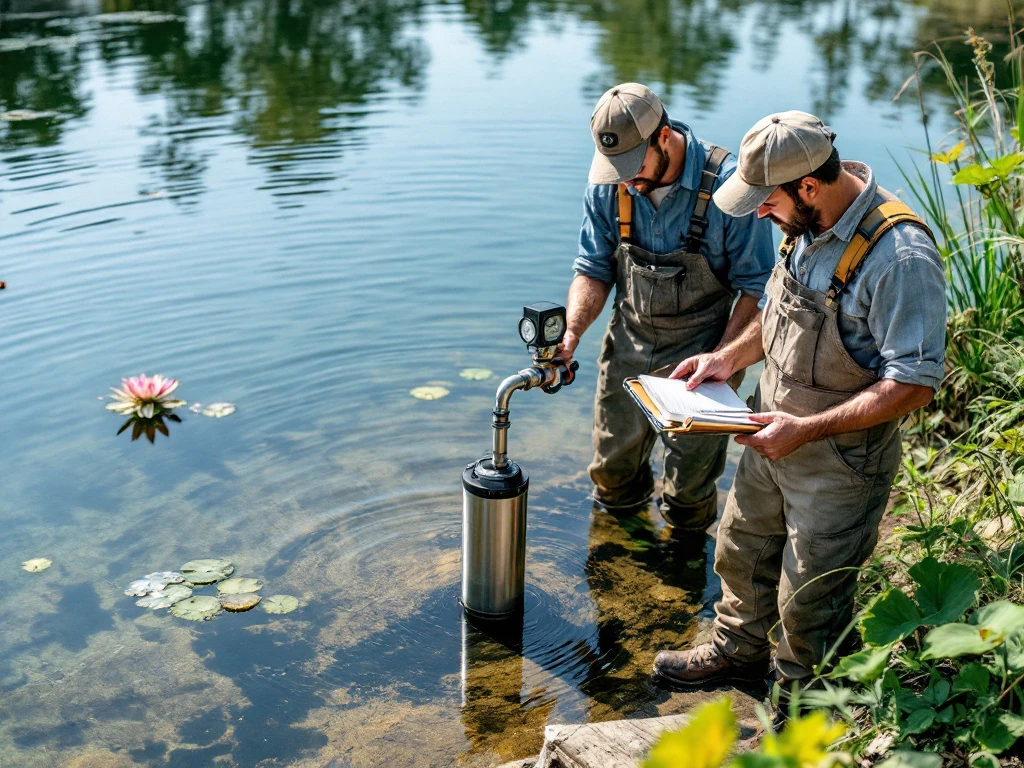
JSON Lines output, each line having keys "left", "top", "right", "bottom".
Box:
{"left": 759, "top": 162, "right": 947, "bottom": 390}
{"left": 574, "top": 121, "right": 776, "bottom": 298}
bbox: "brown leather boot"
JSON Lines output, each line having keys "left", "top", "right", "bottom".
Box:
{"left": 652, "top": 643, "right": 769, "bottom": 687}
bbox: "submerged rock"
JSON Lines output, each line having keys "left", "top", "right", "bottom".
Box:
{"left": 263, "top": 595, "right": 299, "bottom": 614}
{"left": 221, "top": 593, "right": 261, "bottom": 612}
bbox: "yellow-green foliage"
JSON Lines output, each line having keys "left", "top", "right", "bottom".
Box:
{"left": 642, "top": 697, "right": 846, "bottom": 768}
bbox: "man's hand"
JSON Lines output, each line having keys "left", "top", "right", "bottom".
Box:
{"left": 735, "top": 411, "right": 815, "bottom": 461}
{"left": 557, "top": 329, "right": 581, "bottom": 366}
{"left": 669, "top": 352, "right": 734, "bottom": 390}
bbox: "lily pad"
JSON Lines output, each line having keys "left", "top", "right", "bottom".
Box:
{"left": 183, "top": 571, "right": 228, "bottom": 586}
{"left": 180, "top": 559, "right": 233, "bottom": 577}
{"left": 410, "top": 386, "right": 449, "bottom": 401}
{"left": 21, "top": 558, "right": 52, "bottom": 573}
{"left": 171, "top": 596, "right": 221, "bottom": 621}
{"left": 263, "top": 595, "right": 299, "bottom": 614}
{"left": 221, "top": 593, "right": 262, "bottom": 612}
{"left": 217, "top": 577, "right": 263, "bottom": 595}
{"left": 137, "top": 584, "right": 192, "bottom": 609}
{"left": 125, "top": 578, "right": 171, "bottom": 596}
{"left": 459, "top": 368, "right": 493, "bottom": 381}
{"left": 144, "top": 571, "right": 186, "bottom": 586}
{"left": 201, "top": 402, "right": 235, "bottom": 418}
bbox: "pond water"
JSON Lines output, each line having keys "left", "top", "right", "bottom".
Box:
{"left": 0, "top": 0, "right": 1016, "bottom": 765}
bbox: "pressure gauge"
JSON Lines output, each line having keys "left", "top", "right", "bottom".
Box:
{"left": 518, "top": 317, "right": 538, "bottom": 345}
{"left": 520, "top": 302, "right": 567, "bottom": 353}
{"left": 543, "top": 314, "right": 565, "bottom": 345}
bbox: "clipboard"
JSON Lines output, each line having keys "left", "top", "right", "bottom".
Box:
{"left": 623, "top": 378, "right": 763, "bottom": 434}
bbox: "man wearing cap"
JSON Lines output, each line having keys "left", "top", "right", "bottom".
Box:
{"left": 560, "top": 83, "right": 774, "bottom": 529}
{"left": 651, "top": 111, "right": 946, "bottom": 688}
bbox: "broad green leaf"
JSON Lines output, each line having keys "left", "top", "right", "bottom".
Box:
{"left": 642, "top": 696, "right": 736, "bottom": 768}
{"left": 936, "top": 705, "right": 955, "bottom": 724}
{"left": 975, "top": 712, "right": 1024, "bottom": 754}
{"left": 973, "top": 601, "right": 1024, "bottom": 638}
{"left": 922, "top": 602, "right": 1024, "bottom": 660}
{"left": 989, "top": 152, "right": 1024, "bottom": 178}
{"left": 180, "top": 559, "right": 233, "bottom": 577}
{"left": 930, "top": 141, "right": 966, "bottom": 164}
{"left": 902, "top": 707, "right": 936, "bottom": 735}
{"left": 1005, "top": 635, "right": 1024, "bottom": 672}
{"left": 953, "top": 662, "right": 991, "bottom": 695}
{"left": 922, "top": 677, "right": 951, "bottom": 706}
{"left": 876, "top": 751, "right": 942, "bottom": 768}
{"left": 952, "top": 163, "right": 999, "bottom": 186}
{"left": 860, "top": 589, "right": 922, "bottom": 646}
{"left": 828, "top": 645, "right": 892, "bottom": 683}
{"left": 137, "top": 584, "right": 192, "bottom": 609}
{"left": 922, "top": 623, "right": 1003, "bottom": 659}
{"left": 910, "top": 557, "right": 980, "bottom": 625}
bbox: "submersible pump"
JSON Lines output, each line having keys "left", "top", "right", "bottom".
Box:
{"left": 461, "top": 302, "right": 579, "bottom": 618}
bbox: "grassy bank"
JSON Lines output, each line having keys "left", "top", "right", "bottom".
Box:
{"left": 643, "top": 25, "right": 1024, "bottom": 768}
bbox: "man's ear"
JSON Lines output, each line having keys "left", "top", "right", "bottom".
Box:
{"left": 801, "top": 176, "right": 820, "bottom": 201}
{"left": 658, "top": 125, "right": 671, "bottom": 146}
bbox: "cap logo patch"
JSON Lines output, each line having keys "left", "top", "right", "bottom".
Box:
{"left": 600, "top": 132, "right": 618, "bottom": 148}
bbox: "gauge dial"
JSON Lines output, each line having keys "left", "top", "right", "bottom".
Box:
{"left": 543, "top": 314, "right": 565, "bottom": 343}
{"left": 518, "top": 317, "right": 538, "bottom": 344}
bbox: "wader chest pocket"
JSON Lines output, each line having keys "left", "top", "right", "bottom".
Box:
{"left": 628, "top": 262, "right": 686, "bottom": 318}
{"left": 769, "top": 301, "right": 824, "bottom": 385}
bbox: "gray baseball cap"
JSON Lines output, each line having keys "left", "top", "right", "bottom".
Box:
{"left": 713, "top": 110, "right": 836, "bottom": 217}
{"left": 588, "top": 83, "right": 665, "bottom": 184}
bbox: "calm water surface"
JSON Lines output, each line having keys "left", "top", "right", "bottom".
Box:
{"left": 0, "top": 0, "right": 1013, "bottom": 765}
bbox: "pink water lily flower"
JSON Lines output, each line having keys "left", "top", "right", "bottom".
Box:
{"left": 106, "top": 373, "right": 186, "bottom": 418}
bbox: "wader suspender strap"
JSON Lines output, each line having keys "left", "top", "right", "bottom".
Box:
{"left": 614, "top": 144, "right": 729, "bottom": 248}
{"left": 685, "top": 145, "right": 729, "bottom": 253}
{"left": 824, "top": 200, "right": 934, "bottom": 308}
{"left": 617, "top": 183, "right": 634, "bottom": 242}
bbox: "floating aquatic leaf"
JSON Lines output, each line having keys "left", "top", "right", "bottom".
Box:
{"left": 125, "top": 578, "right": 171, "bottom": 596}
{"left": 188, "top": 402, "right": 203, "bottom": 414}
{"left": 2, "top": 109, "right": 60, "bottom": 121}
{"left": 180, "top": 559, "right": 233, "bottom": 576}
{"left": 200, "top": 402, "right": 235, "bottom": 418}
{"left": 137, "top": 584, "right": 192, "bottom": 609}
{"left": 410, "top": 386, "right": 449, "bottom": 400}
{"left": 184, "top": 571, "right": 227, "bottom": 586}
{"left": 217, "top": 577, "right": 263, "bottom": 595}
{"left": 459, "top": 368, "right": 493, "bottom": 381}
{"left": 144, "top": 571, "right": 185, "bottom": 586}
{"left": 171, "top": 596, "right": 221, "bottom": 621}
{"left": 21, "top": 558, "right": 52, "bottom": 573}
{"left": 221, "top": 593, "right": 261, "bottom": 612}
{"left": 263, "top": 595, "right": 299, "bottom": 614}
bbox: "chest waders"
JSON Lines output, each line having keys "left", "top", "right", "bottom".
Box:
{"left": 710, "top": 196, "right": 934, "bottom": 682}
{"left": 587, "top": 145, "right": 734, "bottom": 529}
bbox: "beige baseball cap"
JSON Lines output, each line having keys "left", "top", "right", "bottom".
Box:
{"left": 713, "top": 110, "right": 836, "bottom": 217}
{"left": 588, "top": 83, "right": 665, "bottom": 184}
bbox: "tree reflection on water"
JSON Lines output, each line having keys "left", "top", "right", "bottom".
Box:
{"left": 1, "top": 0, "right": 1019, "bottom": 199}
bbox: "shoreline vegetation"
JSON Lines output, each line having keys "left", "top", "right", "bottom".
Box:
{"left": 643, "top": 23, "right": 1024, "bottom": 768}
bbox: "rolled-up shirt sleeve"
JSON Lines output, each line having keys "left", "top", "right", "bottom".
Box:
{"left": 714, "top": 162, "right": 776, "bottom": 299}
{"left": 867, "top": 229, "right": 947, "bottom": 390}
{"left": 574, "top": 184, "right": 617, "bottom": 285}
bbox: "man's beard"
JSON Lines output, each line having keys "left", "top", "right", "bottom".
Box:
{"left": 630, "top": 144, "right": 670, "bottom": 196}
{"left": 771, "top": 191, "right": 822, "bottom": 239}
